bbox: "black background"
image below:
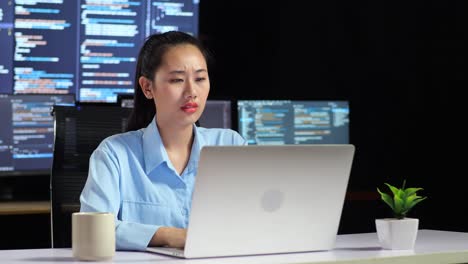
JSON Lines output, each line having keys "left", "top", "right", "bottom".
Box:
{"left": 199, "top": 0, "right": 467, "bottom": 233}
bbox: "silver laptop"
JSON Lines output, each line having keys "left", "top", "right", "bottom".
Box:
{"left": 147, "top": 144, "right": 355, "bottom": 258}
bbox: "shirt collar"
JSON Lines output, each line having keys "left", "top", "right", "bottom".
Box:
{"left": 143, "top": 117, "right": 167, "bottom": 174}
{"left": 142, "top": 117, "right": 205, "bottom": 174}
{"left": 187, "top": 125, "right": 205, "bottom": 173}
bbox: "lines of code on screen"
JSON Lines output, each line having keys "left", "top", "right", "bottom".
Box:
{"left": 238, "top": 100, "right": 350, "bottom": 145}
{"left": 0, "top": 94, "right": 75, "bottom": 174}
{"left": 0, "top": 0, "right": 199, "bottom": 102}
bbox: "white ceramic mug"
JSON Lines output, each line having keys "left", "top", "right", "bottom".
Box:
{"left": 72, "top": 212, "right": 115, "bottom": 261}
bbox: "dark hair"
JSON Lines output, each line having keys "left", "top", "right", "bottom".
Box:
{"left": 126, "top": 31, "right": 212, "bottom": 131}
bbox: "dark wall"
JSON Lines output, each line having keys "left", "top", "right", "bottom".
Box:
{"left": 199, "top": 1, "right": 280, "bottom": 100}
{"left": 0, "top": 176, "right": 51, "bottom": 249}
{"left": 199, "top": 0, "right": 467, "bottom": 233}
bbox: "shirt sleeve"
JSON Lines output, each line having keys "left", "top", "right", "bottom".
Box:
{"left": 79, "top": 146, "right": 159, "bottom": 251}
{"left": 231, "top": 130, "right": 248, "bottom": 145}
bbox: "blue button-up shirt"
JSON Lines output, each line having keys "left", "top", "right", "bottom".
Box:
{"left": 79, "top": 117, "right": 246, "bottom": 251}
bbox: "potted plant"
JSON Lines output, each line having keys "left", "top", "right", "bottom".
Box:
{"left": 375, "top": 179, "right": 427, "bottom": 250}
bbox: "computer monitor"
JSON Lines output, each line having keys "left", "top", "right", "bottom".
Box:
{"left": 115, "top": 96, "right": 232, "bottom": 129}
{"left": 0, "top": 94, "right": 75, "bottom": 176}
{"left": 117, "top": 94, "right": 135, "bottom": 109}
{"left": 237, "top": 100, "right": 349, "bottom": 145}
{"left": 198, "top": 100, "right": 232, "bottom": 129}
{"left": 0, "top": 1, "right": 200, "bottom": 103}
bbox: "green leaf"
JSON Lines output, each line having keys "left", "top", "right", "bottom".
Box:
{"left": 397, "top": 189, "right": 406, "bottom": 201}
{"left": 394, "top": 195, "right": 404, "bottom": 215}
{"left": 405, "top": 193, "right": 419, "bottom": 203}
{"left": 406, "top": 196, "right": 427, "bottom": 211}
{"left": 405, "top": 187, "right": 423, "bottom": 197}
{"left": 400, "top": 209, "right": 410, "bottom": 216}
{"left": 378, "top": 179, "right": 427, "bottom": 219}
{"left": 377, "top": 188, "right": 394, "bottom": 211}
{"left": 384, "top": 183, "right": 400, "bottom": 196}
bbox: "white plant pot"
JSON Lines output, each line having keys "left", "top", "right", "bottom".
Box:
{"left": 375, "top": 218, "right": 419, "bottom": 250}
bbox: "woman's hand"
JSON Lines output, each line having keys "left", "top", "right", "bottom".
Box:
{"left": 150, "top": 227, "right": 187, "bottom": 248}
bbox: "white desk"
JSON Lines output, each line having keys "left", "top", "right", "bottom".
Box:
{"left": 1, "top": 230, "right": 467, "bottom": 264}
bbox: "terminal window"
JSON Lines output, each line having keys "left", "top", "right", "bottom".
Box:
{"left": 237, "top": 100, "right": 349, "bottom": 145}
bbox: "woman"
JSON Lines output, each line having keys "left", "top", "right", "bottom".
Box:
{"left": 79, "top": 31, "right": 246, "bottom": 251}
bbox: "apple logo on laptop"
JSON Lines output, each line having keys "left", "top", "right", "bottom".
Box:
{"left": 261, "top": 189, "right": 284, "bottom": 212}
